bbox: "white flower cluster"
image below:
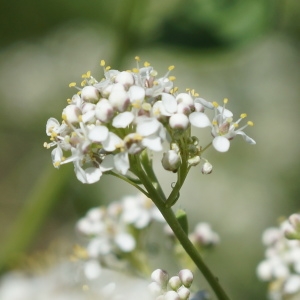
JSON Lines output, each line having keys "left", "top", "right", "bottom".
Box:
{"left": 257, "top": 220, "right": 300, "bottom": 299}
{"left": 76, "top": 193, "right": 165, "bottom": 280}
{"left": 44, "top": 57, "right": 255, "bottom": 183}
{"left": 149, "top": 269, "right": 193, "bottom": 300}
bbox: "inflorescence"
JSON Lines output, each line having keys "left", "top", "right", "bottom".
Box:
{"left": 44, "top": 57, "right": 256, "bottom": 184}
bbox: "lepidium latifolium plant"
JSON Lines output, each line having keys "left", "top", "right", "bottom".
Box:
{"left": 44, "top": 57, "right": 256, "bottom": 300}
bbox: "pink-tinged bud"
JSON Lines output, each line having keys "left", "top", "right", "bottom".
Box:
{"left": 168, "top": 276, "right": 181, "bottom": 290}
{"left": 115, "top": 71, "right": 134, "bottom": 89}
{"left": 95, "top": 99, "right": 114, "bottom": 123}
{"left": 169, "top": 113, "right": 189, "bottom": 130}
{"left": 109, "top": 83, "right": 129, "bottom": 112}
{"left": 201, "top": 162, "right": 213, "bottom": 174}
{"left": 178, "top": 269, "right": 193, "bottom": 288}
{"left": 151, "top": 269, "right": 169, "bottom": 286}
{"left": 81, "top": 86, "right": 100, "bottom": 102}
{"left": 148, "top": 282, "right": 162, "bottom": 296}
{"left": 176, "top": 93, "right": 194, "bottom": 108}
{"left": 162, "top": 150, "right": 181, "bottom": 172}
{"left": 62, "top": 105, "right": 81, "bottom": 123}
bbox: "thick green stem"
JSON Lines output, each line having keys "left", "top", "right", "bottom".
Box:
{"left": 133, "top": 154, "right": 231, "bottom": 300}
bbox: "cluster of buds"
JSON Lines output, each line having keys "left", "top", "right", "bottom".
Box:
{"left": 257, "top": 218, "right": 300, "bottom": 299}
{"left": 75, "top": 193, "right": 165, "bottom": 279}
{"left": 149, "top": 269, "right": 194, "bottom": 300}
{"left": 44, "top": 57, "right": 255, "bottom": 183}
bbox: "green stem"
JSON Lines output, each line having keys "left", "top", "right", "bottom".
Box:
{"left": 133, "top": 154, "right": 231, "bottom": 300}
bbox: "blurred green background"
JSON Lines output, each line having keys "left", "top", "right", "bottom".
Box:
{"left": 1, "top": 0, "right": 300, "bottom": 298}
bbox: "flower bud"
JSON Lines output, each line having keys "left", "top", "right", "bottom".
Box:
{"left": 168, "top": 276, "right": 181, "bottom": 290}
{"left": 177, "top": 286, "right": 190, "bottom": 300}
{"left": 95, "top": 99, "right": 114, "bottom": 123}
{"left": 178, "top": 269, "right": 193, "bottom": 288}
{"left": 151, "top": 269, "right": 169, "bottom": 286}
{"left": 109, "top": 83, "right": 129, "bottom": 112}
{"left": 165, "top": 290, "right": 180, "bottom": 300}
{"left": 169, "top": 113, "right": 189, "bottom": 130}
{"left": 162, "top": 150, "right": 181, "bottom": 172}
{"left": 81, "top": 86, "right": 100, "bottom": 102}
{"left": 62, "top": 105, "right": 81, "bottom": 123}
{"left": 115, "top": 71, "right": 134, "bottom": 88}
{"left": 201, "top": 162, "right": 213, "bottom": 174}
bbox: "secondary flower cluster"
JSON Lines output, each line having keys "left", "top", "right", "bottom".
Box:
{"left": 149, "top": 269, "right": 194, "bottom": 300}
{"left": 44, "top": 57, "right": 255, "bottom": 183}
{"left": 75, "top": 193, "right": 165, "bottom": 279}
{"left": 257, "top": 219, "right": 300, "bottom": 299}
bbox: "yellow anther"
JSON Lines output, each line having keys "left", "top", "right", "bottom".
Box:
{"left": 100, "top": 60, "right": 106, "bottom": 66}
{"left": 135, "top": 56, "right": 140, "bottom": 62}
{"left": 69, "top": 82, "right": 76, "bottom": 87}
{"left": 150, "top": 70, "right": 157, "bottom": 76}
{"left": 173, "top": 87, "right": 179, "bottom": 93}
{"left": 223, "top": 98, "right": 228, "bottom": 104}
{"left": 132, "top": 101, "right": 141, "bottom": 109}
{"left": 80, "top": 80, "right": 86, "bottom": 86}
{"left": 142, "top": 103, "right": 151, "bottom": 111}
{"left": 212, "top": 101, "right": 219, "bottom": 108}
{"left": 233, "top": 123, "right": 239, "bottom": 128}
{"left": 247, "top": 121, "right": 254, "bottom": 126}
{"left": 78, "top": 115, "right": 83, "bottom": 122}
{"left": 105, "top": 66, "right": 111, "bottom": 71}
{"left": 168, "top": 65, "right": 175, "bottom": 71}
{"left": 168, "top": 76, "right": 176, "bottom": 81}
{"left": 86, "top": 71, "right": 91, "bottom": 77}
{"left": 51, "top": 132, "right": 58, "bottom": 138}
{"left": 61, "top": 156, "right": 66, "bottom": 161}
{"left": 240, "top": 113, "right": 247, "bottom": 119}
{"left": 132, "top": 68, "right": 139, "bottom": 73}
{"left": 62, "top": 114, "right": 67, "bottom": 121}
{"left": 212, "top": 120, "right": 218, "bottom": 126}
{"left": 186, "top": 88, "right": 190, "bottom": 92}
{"left": 144, "top": 61, "right": 150, "bottom": 67}
{"left": 43, "top": 142, "right": 48, "bottom": 148}
{"left": 67, "top": 98, "right": 71, "bottom": 104}
{"left": 194, "top": 92, "right": 199, "bottom": 97}
{"left": 54, "top": 161, "right": 61, "bottom": 167}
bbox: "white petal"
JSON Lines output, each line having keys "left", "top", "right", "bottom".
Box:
{"left": 84, "top": 260, "right": 102, "bottom": 280}
{"left": 114, "top": 152, "right": 130, "bottom": 175}
{"left": 115, "top": 233, "right": 136, "bottom": 252}
{"left": 212, "top": 136, "right": 230, "bottom": 152}
{"left": 217, "top": 106, "right": 233, "bottom": 118}
{"left": 128, "top": 85, "right": 145, "bottom": 102}
{"left": 112, "top": 112, "right": 134, "bottom": 128}
{"left": 51, "top": 147, "right": 63, "bottom": 165}
{"left": 236, "top": 131, "right": 256, "bottom": 144}
{"left": 84, "top": 167, "right": 103, "bottom": 184}
{"left": 100, "top": 155, "right": 115, "bottom": 171}
{"left": 195, "top": 98, "right": 214, "bottom": 109}
{"left": 162, "top": 93, "right": 177, "bottom": 114}
{"left": 88, "top": 126, "right": 109, "bottom": 142}
{"left": 102, "top": 132, "right": 122, "bottom": 152}
{"left": 136, "top": 117, "right": 160, "bottom": 136}
{"left": 142, "top": 136, "right": 163, "bottom": 151}
{"left": 46, "top": 118, "right": 60, "bottom": 135}
{"left": 189, "top": 112, "right": 212, "bottom": 128}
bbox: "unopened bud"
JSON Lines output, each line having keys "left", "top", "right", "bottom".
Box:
{"left": 169, "top": 113, "right": 189, "bottom": 130}
{"left": 151, "top": 269, "right": 169, "bottom": 286}
{"left": 201, "top": 162, "right": 213, "bottom": 174}
{"left": 162, "top": 150, "right": 181, "bottom": 172}
{"left": 81, "top": 86, "right": 100, "bottom": 102}
{"left": 178, "top": 269, "right": 193, "bottom": 288}
{"left": 168, "top": 276, "right": 181, "bottom": 291}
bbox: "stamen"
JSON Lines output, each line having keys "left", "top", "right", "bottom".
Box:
{"left": 168, "top": 65, "right": 175, "bottom": 71}
{"left": 100, "top": 60, "right": 106, "bottom": 67}
{"left": 248, "top": 121, "right": 254, "bottom": 126}
{"left": 168, "top": 76, "right": 176, "bottom": 81}
{"left": 144, "top": 61, "right": 150, "bottom": 67}
{"left": 212, "top": 102, "right": 219, "bottom": 108}
{"left": 240, "top": 113, "right": 247, "bottom": 119}
{"left": 69, "top": 82, "right": 76, "bottom": 88}
{"left": 223, "top": 98, "right": 228, "bottom": 104}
